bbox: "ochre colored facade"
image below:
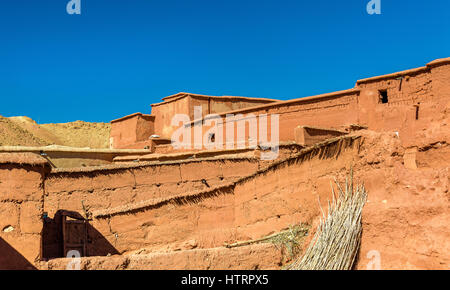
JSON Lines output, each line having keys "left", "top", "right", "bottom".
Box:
{"left": 0, "top": 153, "right": 50, "bottom": 270}
{"left": 1, "top": 58, "right": 449, "bottom": 270}
{"left": 110, "top": 113, "right": 155, "bottom": 149}
{"left": 110, "top": 93, "right": 277, "bottom": 149}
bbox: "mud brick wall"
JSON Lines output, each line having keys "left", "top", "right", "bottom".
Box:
{"left": 148, "top": 59, "right": 450, "bottom": 152}
{"left": 0, "top": 156, "right": 49, "bottom": 269}
{"left": 44, "top": 243, "right": 283, "bottom": 270}
{"left": 110, "top": 113, "right": 155, "bottom": 149}
{"left": 44, "top": 159, "right": 260, "bottom": 216}
{"left": 233, "top": 138, "right": 359, "bottom": 240}
{"left": 294, "top": 126, "right": 346, "bottom": 146}
{"left": 43, "top": 158, "right": 260, "bottom": 256}
{"left": 186, "top": 90, "right": 360, "bottom": 151}
{"left": 151, "top": 96, "right": 190, "bottom": 139}
{"left": 356, "top": 59, "right": 450, "bottom": 146}
{"left": 87, "top": 138, "right": 359, "bottom": 254}
{"left": 429, "top": 59, "right": 450, "bottom": 101}
{"left": 357, "top": 69, "right": 433, "bottom": 105}
{"left": 356, "top": 67, "right": 433, "bottom": 132}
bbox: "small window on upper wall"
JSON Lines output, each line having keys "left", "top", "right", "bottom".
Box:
{"left": 379, "top": 90, "right": 389, "bottom": 104}
{"left": 208, "top": 133, "right": 215, "bottom": 143}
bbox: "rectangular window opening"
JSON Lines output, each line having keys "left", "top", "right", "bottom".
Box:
{"left": 379, "top": 90, "right": 389, "bottom": 104}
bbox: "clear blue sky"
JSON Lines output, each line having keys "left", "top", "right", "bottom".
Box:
{"left": 1, "top": 0, "right": 449, "bottom": 123}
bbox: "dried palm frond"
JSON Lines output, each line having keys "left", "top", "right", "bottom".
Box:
{"left": 288, "top": 170, "right": 367, "bottom": 270}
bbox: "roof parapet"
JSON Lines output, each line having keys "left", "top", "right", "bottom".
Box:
{"left": 426, "top": 57, "right": 450, "bottom": 67}
{"left": 151, "top": 92, "right": 279, "bottom": 107}
{"left": 162, "top": 92, "right": 278, "bottom": 102}
{"left": 187, "top": 88, "right": 360, "bottom": 126}
{"left": 356, "top": 57, "right": 450, "bottom": 85}
{"left": 111, "top": 112, "right": 154, "bottom": 123}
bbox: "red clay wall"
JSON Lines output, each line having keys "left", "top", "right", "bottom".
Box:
{"left": 110, "top": 113, "right": 154, "bottom": 149}
{"left": 44, "top": 243, "right": 283, "bottom": 270}
{"left": 184, "top": 90, "right": 359, "bottom": 150}
{"left": 136, "top": 59, "right": 450, "bottom": 152}
{"left": 43, "top": 158, "right": 260, "bottom": 257}
{"left": 0, "top": 155, "right": 49, "bottom": 269}
{"left": 189, "top": 95, "right": 277, "bottom": 119}
{"left": 352, "top": 131, "right": 450, "bottom": 270}
{"left": 109, "top": 58, "right": 450, "bottom": 152}
{"left": 136, "top": 115, "right": 155, "bottom": 141}
{"left": 3, "top": 130, "right": 448, "bottom": 269}
{"left": 83, "top": 131, "right": 450, "bottom": 270}
{"left": 151, "top": 94, "right": 276, "bottom": 141}
{"left": 166, "top": 59, "right": 450, "bottom": 151}
{"left": 429, "top": 58, "right": 450, "bottom": 101}
{"left": 82, "top": 138, "right": 359, "bottom": 255}
{"left": 356, "top": 59, "right": 450, "bottom": 147}
{"left": 294, "top": 126, "right": 347, "bottom": 146}
{"left": 151, "top": 97, "right": 190, "bottom": 139}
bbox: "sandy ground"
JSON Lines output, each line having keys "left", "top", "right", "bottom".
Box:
{"left": 0, "top": 116, "right": 110, "bottom": 149}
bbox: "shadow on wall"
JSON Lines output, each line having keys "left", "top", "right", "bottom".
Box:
{"left": 42, "top": 210, "right": 119, "bottom": 260}
{"left": 0, "top": 237, "right": 36, "bottom": 270}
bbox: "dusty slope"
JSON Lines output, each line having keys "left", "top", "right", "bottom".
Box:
{"left": 40, "top": 121, "right": 110, "bottom": 149}
{"left": 0, "top": 116, "right": 110, "bottom": 149}
{"left": 0, "top": 116, "right": 49, "bottom": 146}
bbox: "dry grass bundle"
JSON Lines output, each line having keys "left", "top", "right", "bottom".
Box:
{"left": 268, "top": 224, "right": 309, "bottom": 258}
{"left": 288, "top": 171, "right": 367, "bottom": 270}
{"left": 224, "top": 224, "right": 309, "bottom": 259}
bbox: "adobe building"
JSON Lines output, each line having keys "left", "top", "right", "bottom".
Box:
{"left": 110, "top": 58, "right": 450, "bottom": 152}
{"left": 110, "top": 93, "right": 278, "bottom": 150}
{"left": 1, "top": 58, "right": 449, "bottom": 270}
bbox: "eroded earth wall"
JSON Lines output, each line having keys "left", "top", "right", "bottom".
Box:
{"left": 43, "top": 158, "right": 260, "bottom": 258}
{"left": 0, "top": 154, "right": 49, "bottom": 270}
{"left": 48, "top": 137, "right": 361, "bottom": 256}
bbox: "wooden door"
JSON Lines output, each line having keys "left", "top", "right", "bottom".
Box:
{"left": 62, "top": 216, "right": 87, "bottom": 257}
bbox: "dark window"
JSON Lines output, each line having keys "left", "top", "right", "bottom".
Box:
{"left": 208, "top": 133, "right": 215, "bottom": 143}
{"left": 379, "top": 90, "right": 389, "bottom": 104}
